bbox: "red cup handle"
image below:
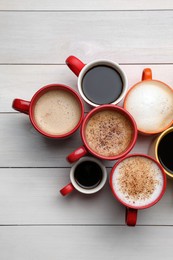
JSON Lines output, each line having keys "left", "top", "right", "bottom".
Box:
{"left": 66, "top": 55, "right": 85, "bottom": 76}
{"left": 126, "top": 207, "right": 138, "bottom": 226}
{"left": 12, "top": 99, "right": 30, "bottom": 115}
{"left": 142, "top": 68, "right": 152, "bottom": 81}
{"left": 60, "top": 183, "right": 75, "bottom": 196}
{"left": 67, "top": 146, "right": 88, "bottom": 163}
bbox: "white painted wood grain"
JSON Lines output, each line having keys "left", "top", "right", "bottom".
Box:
{"left": 0, "top": 114, "right": 153, "bottom": 167}
{"left": 0, "top": 2, "right": 173, "bottom": 260}
{"left": 0, "top": 11, "right": 173, "bottom": 63}
{"left": 1, "top": 64, "right": 87, "bottom": 112}
{"left": 1, "top": 226, "right": 173, "bottom": 260}
{"left": 2, "top": 64, "right": 173, "bottom": 113}
{"left": 0, "top": 0, "right": 173, "bottom": 10}
{"left": 0, "top": 168, "right": 172, "bottom": 225}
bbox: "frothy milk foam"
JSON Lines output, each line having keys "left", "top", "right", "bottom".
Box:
{"left": 125, "top": 81, "right": 173, "bottom": 132}
{"left": 85, "top": 110, "right": 133, "bottom": 157}
{"left": 34, "top": 89, "right": 81, "bottom": 135}
{"left": 112, "top": 156, "right": 164, "bottom": 207}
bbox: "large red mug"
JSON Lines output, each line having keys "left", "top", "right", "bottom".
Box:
{"left": 66, "top": 55, "right": 128, "bottom": 107}
{"left": 67, "top": 105, "right": 137, "bottom": 162}
{"left": 110, "top": 154, "right": 166, "bottom": 226}
{"left": 12, "top": 84, "right": 84, "bottom": 139}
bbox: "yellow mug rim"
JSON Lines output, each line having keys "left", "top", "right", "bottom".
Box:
{"left": 155, "top": 127, "right": 173, "bottom": 178}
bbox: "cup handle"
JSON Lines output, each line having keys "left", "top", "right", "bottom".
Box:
{"left": 67, "top": 146, "right": 88, "bottom": 163}
{"left": 142, "top": 68, "right": 152, "bottom": 81}
{"left": 66, "top": 55, "right": 85, "bottom": 76}
{"left": 60, "top": 183, "right": 75, "bottom": 196}
{"left": 125, "top": 207, "right": 138, "bottom": 226}
{"left": 12, "top": 99, "right": 30, "bottom": 115}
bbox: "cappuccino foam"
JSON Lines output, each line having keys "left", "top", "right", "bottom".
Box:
{"left": 85, "top": 110, "right": 133, "bottom": 157}
{"left": 112, "top": 156, "right": 164, "bottom": 207}
{"left": 34, "top": 89, "right": 81, "bottom": 135}
{"left": 125, "top": 81, "right": 173, "bottom": 132}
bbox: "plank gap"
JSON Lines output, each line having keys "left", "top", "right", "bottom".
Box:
{"left": 0, "top": 9, "right": 173, "bottom": 12}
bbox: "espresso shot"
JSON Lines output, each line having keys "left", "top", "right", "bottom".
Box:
{"left": 74, "top": 161, "right": 103, "bottom": 189}
{"left": 60, "top": 157, "right": 107, "bottom": 196}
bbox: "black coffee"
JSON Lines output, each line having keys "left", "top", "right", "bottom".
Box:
{"left": 158, "top": 131, "right": 173, "bottom": 174}
{"left": 82, "top": 65, "right": 123, "bottom": 105}
{"left": 74, "top": 161, "right": 103, "bottom": 189}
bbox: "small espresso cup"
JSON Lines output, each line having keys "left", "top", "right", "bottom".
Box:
{"left": 110, "top": 154, "right": 166, "bottom": 226}
{"left": 149, "top": 127, "right": 173, "bottom": 178}
{"left": 124, "top": 68, "right": 173, "bottom": 135}
{"left": 67, "top": 105, "right": 137, "bottom": 162}
{"left": 66, "top": 55, "right": 128, "bottom": 107}
{"left": 12, "top": 84, "right": 84, "bottom": 139}
{"left": 60, "top": 156, "right": 107, "bottom": 196}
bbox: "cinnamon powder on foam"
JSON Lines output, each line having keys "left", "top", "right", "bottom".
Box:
{"left": 117, "top": 157, "right": 160, "bottom": 202}
{"left": 85, "top": 110, "right": 133, "bottom": 157}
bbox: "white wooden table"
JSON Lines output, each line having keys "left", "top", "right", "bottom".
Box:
{"left": 1, "top": 1, "right": 173, "bottom": 259}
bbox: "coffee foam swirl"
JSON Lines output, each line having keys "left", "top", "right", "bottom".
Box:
{"left": 34, "top": 89, "right": 81, "bottom": 135}
{"left": 125, "top": 81, "right": 173, "bottom": 132}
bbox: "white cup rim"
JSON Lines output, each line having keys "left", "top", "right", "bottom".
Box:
{"left": 78, "top": 59, "right": 128, "bottom": 107}
{"left": 70, "top": 156, "right": 107, "bottom": 194}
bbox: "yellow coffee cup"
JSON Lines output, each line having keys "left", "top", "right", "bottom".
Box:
{"left": 149, "top": 127, "right": 173, "bottom": 178}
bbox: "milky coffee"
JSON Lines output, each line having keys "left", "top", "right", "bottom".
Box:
{"left": 125, "top": 81, "right": 173, "bottom": 133}
{"left": 85, "top": 109, "right": 133, "bottom": 157}
{"left": 34, "top": 89, "right": 81, "bottom": 135}
{"left": 112, "top": 156, "right": 164, "bottom": 207}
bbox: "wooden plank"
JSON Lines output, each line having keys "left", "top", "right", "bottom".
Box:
{"left": 1, "top": 64, "right": 90, "bottom": 112}
{"left": 0, "top": 226, "right": 173, "bottom": 260}
{"left": 0, "top": 113, "right": 152, "bottom": 167}
{"left": 0, "top": 168, "right": 172, "bottom": 225}
{"left": 2, "top": 64, "right": 173, "bottom": 113}
{"left": 0, "top": 113, "right": 82, "bottom": 168}
{"left": 0, "top": 11, "right": 173, "bottom": 63}
{"left": 0, "top": 0, "right": 173, "bottom": 10}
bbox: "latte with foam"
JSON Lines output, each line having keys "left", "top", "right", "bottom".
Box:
{"left": 125, "top": 81, "right": 173, "bottom": 133}
{"left": 34, "top": 89, "right": 81, "bottom": 135}
{"left": 85, "top": 109, "right": 134, "bottom": 157}
{"left": 112, "top": 156, "right": 164, "bottom": 207}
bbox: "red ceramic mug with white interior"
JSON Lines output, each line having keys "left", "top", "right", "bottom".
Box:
{"left": 67, "top": 105, "right": 137, "bottom": 162}
{"left": 66, "top": 55, "right": 128, "bottom": 107}
{"left": 60, "top": 156, "right": 107, "bottom": 196}
{"left": 12, "top": 84, "right": 84, "bottom": 139}
{"left": 110, "top": 154, "right": 166, "bottom": 226}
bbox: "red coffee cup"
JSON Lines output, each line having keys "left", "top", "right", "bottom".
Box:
{"left": 67, "top": 105, "right": 137, "bottom": 162}
{"left": 110, "top": 154, "right": 166, "bottom": 226}
{"left": 12, "top": 84, "right": 84, "bottom": 139}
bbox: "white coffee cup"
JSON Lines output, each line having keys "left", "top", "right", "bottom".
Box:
{"left": 66, "top": 55, "right": 128, "bottom": 107}
{"left": 60, "top": 156, "right": 107, "bottom": 196}
{"left": 123, "top": 68, "right": 173, "bottom": 135}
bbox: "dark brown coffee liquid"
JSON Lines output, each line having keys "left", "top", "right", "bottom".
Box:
{"left": 158, "top": 132, "right": 173, "bottom": 174}
{"left": 82, "top": 65, "right": 123, "bottom": 105}
{"left": 74, "top": 161, "right": 103, "bottom": 189}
